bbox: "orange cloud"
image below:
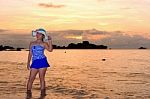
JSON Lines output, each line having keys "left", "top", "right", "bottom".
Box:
{"left": 64, "top": 36, "right": 83, "bottom": 40}
{"left": 38, "top": 3, "right": 65, "bottom": 8}
{"left": 0, "top": 29, "right": 9, "bottom": 32}
{"left": 97, "top": 0, "right": 106, "bottom": 2}
{"left": 86, "top": 34, "right": 110, "bottom": 40}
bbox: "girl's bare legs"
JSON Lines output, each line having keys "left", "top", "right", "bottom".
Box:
{"left": 26, "top": 68, "right": 38, "bottom": 98}
{"left": 39, "top": 68, "right": 47, "bottom": 97}
{"left": 27, "top": 68, "right": 39, "bottom": 90}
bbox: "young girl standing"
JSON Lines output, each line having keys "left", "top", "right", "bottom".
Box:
{"left": 26, "top": 28, "right": 53, "bottom": 98}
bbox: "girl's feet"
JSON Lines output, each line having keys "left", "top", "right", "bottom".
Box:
{"left": 26, "top": 90, "right": 32, "bottom": 99}
{"left": 40, "top": 89, "right": 46, "bottom": 97}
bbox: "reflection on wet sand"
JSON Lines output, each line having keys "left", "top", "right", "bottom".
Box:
{"left": 0, "top": 50, "right": 150, "bottom": 99}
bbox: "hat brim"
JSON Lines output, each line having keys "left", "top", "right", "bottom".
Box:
{"left": 32, "top": 31, "right": 37, "bottom": 37}
{"left": 32, "top": 30, "right": 48, "bottom": 41}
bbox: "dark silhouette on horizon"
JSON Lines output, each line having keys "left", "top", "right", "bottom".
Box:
{"left": 67, "top": 41, "right": 107, "bottom": 49}
{"left": 52, "top": 41, "right": 107, "bottom": 49}
{"left": 139, "top": 47, "right": 147, "bottom": 49}
{"left": 0, "top": 41, "right": 148, "bottom": 51}
{"left": 0, "top": 41, "right": 107, "bottom": 51}
{"left": 0, "top": 45, "right": 24, "bottom": 51}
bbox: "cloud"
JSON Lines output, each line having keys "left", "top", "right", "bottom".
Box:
{"left": 0, "top": 33, "right": 32, "bottom": 48}
{"left": 0, "top": 29, "right": 150, "bottom": 49}
{"left": 48, "top": 30, "right": 84, "bottom": 45}
{"left": 120, "top": 7, "right": 132, "bottom": 10}
{"left": 49, "top": 29, "right": 150, "bottom": 48}
{"left": 52, "top": 29, "right": 149, "bottom": 48}
{"left": 90, "top": 31, "right": 150, "bottom": 48}
{"left": 0, "top": 29, "right": 9, "bottom": 33}
{"left": 58, "top": 30, "right": 83, "bottom": 36}
{"left": 38, "top": 3, "right": 65, "bottom": 8}
{"left": 97, "top": 0, "right": 106, "bottom": 2}
{"left": 84, "top": 29, "right": 109, "bottom": 35}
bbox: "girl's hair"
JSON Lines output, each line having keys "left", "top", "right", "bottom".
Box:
{"left": 42, "top": 34, "right": 45, "bottom": 42}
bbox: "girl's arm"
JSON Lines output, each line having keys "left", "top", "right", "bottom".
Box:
{"left": 27, "top": 42, "right": 32, "bottom": 70}
{"left": 44, "top": 36, "right": 53, "bottom": 52}
{"left": 44, "top": 40, "right": 53, "bottom": 52}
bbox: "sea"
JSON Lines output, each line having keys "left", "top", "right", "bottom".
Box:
{"left": 0, "top": 49, "right": 150, "bottom": 99}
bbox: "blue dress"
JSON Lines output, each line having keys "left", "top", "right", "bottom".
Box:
{"left": 30, "top": 44, "right": 50, "bottom": 69}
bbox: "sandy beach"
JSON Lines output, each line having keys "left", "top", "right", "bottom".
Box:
{"left": 0, "top": 49, "right": 150, "bottom": 99}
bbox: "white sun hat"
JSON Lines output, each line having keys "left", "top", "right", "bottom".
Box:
{"left": 32, "top": 28, "right": 48, "bottom": 41}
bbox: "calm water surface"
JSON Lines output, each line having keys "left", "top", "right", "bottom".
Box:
{"left": 0, "top": 49, "right": 150, "bottom": 99}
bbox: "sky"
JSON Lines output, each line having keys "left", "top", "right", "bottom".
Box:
{"left": 0, "top": 0, "right": 150, "bottom": 48}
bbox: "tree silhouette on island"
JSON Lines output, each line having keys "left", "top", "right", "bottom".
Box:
{"left": 0, "top": 41, "right": 148, "bottom": 51}
{"left": 138, "top": 47, "right": 147, "bottom": 49}
{"left": 0, "top": 41, "right": 107, "bottom": 51}
{"left": 53, "top": 41, "right": 108, "bottom": 49}
{"left": 0, "top": 45, "right": 24, "bottom": 51}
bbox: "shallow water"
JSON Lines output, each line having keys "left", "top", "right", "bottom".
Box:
{"left": 0, "top": 49, "right": 150, "bottom": 99}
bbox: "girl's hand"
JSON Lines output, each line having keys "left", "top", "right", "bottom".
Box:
{"left": 48, "top": 35, "right": 52, "bottom": 40}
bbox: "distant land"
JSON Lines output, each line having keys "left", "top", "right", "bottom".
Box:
{"left": 138, "top": 47, "right": 147, "bottom": 49}
{"left": 0, "top": 45, "right": 24, "bottom": 51}
{"left": 0, "top": 41, "right": 148, "bottom": 51}
{"left": 53, "top": 41, "right": 108, "bottom": 49}
{"left": 0, "top": 41, "right": 107, "bottom": 51}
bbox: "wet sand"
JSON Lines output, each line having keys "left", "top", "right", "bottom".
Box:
{"left": 0, "top": 50, "right": 150, "bottom": 99}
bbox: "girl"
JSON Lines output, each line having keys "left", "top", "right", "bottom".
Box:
{"left": 26, "top": 28, "right": 53, "bottom": 98}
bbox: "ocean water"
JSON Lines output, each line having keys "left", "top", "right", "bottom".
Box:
{"left": 0, "top": 49, "right": 150, "bottom": 99}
